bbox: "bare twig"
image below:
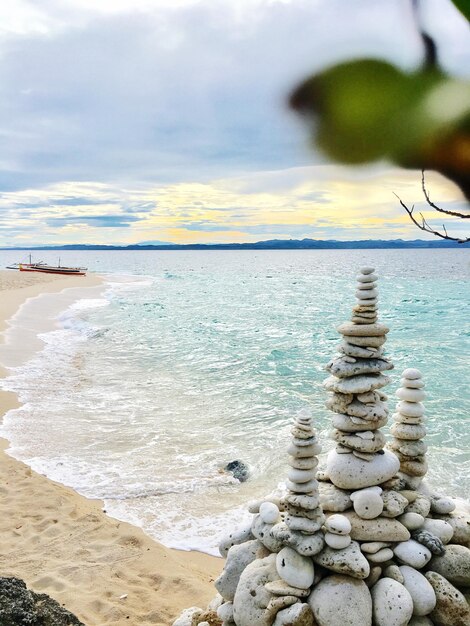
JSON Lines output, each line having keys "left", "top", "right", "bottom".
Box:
{"left": 421, "top": 171, "right": 470, "bottom": 219}
{"left": 394, "top": 192, "right": 470, "bottom": 244}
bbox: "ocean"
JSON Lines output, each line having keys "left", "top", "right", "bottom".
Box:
{"left": 0, "top": 249, "right": 469, "bottom": 555}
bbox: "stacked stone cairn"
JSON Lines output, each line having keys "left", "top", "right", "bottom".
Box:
{"left": 388, "top": 368, "right": 428, "bottom": 489}
{"left": 173, "top": 267, "right": 470, "bottom": 626}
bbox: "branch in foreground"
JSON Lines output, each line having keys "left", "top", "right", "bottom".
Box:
{"left": 421, "top": 171, "right": 470, "bottom": 219}
{"left": 394, "top": 193, "right": 470, "bottom": 244}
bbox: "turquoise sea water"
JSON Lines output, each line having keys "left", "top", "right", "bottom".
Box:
{"left": 0, "top": 249, "right": 469, "bottom": 554}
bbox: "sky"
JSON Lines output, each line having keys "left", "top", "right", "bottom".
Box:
{"left": 0, "top": 0, "right": 468, "bottom": 246}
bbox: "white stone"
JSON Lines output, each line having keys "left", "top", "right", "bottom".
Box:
{"left": 272, "top": 603, "right": 314, "bottom": 626}
{"left": 318, "top": 482, "right": 352, "bottom": 512}
{"left": 396, "top": 387, "right": 426, "bottom": 403}
{"left": 342, "top": 511, "right": 411, "bottom": 542}
{"left": 287, "top": 468, "right": 317, "bottom": 484}
{"left": 422, "top": 518, "right": 454, "bottom": 544}
{"left": 313, "top": 541, "right": 370, "bottom": 579}
{"left": 397, "top": 401, "right": 425, "bottom": 418}
{"left": 324, "top": 373, "right": 390, "bottom": 395}
{"left": 217, "top": 602, "right": 234, "bottom": 622}
{"left": 398, "top": 512, "right": 425, "bottom": 530}
{"left": 324, "top": 514, "right": 352, "bottom": 535}
{"left": 285, "top": 478, "right": 318, "bottom": 494}
{"left": 360, "top": 266, "right": 375, "bottom": 274}
{"left": 325, "top": 532, "right": 352, "bottom": 549}
{"left": 215, "top": 540, "right": 268, "bottom": 601}
{"left": 358, "top": 271, "right": 377, "bottom": 281}
{"left": 371, "top": 578, "right": 413, "bottom": 626}
{"left": 360, "top": 541, "right": 391, "bottom": 554}
{"left": 270, "top": 522, "right": 324, "bottom": 557}
{"left": 355, "top": 288, "right": 378, "bottom": 300}
{"left": 327, "top": 449, "right": 399, "bottom": 490}
{"left": 399, "top": 565, "right": 436, "bottom": 616}
{"left": 172, "top": 607, "right": 203, "bottom": 626}
{"left": 219, "top": 522, "right": 254, "bottom": 557}
{"left": 402, "top": 368, "right": 422, "bottom": 379}
{"left": 383, "top": 565, "right": 404, "bottom": 583}
{"left": 308, "top": 575, "right": 372, "bottom": 626}
{"left": 344, "top": 335, "right": 385, "bottom": 348}
{"left": 351, "top": 489, "right": 384, "bottom": 519}
{"left": 366, "top": 547, "right": 394, "bottom": 563}
{"left": 390, "top": 422, "right": 426, "bottom": 441}
{"left": 276, "top": 546, "right": 315, "bottom": 590}
{"left": 259, "top": 502, "right": 280, "bottom": 524}
{"left": 430, "top": 496, "right": 456, "bottom": 515}
{"left": 394, "top": 539, "right": 432, "bottom": 569}
{"left": 401, "top": 377, "right": 425, "bottom": 389}
{"left": 337, "top": 322, "right": 389, "bottom": 337}
{"left": 232, "top": 554, "right": 279, "bottom": 626}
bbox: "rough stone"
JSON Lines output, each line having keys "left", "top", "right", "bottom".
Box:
{"left": 326, "top": 357, "right": 393, "bottom": 379}
{"left": 381, "top": 491, "right": 409, "bottom": 518}
{"left": 390, "top": 423, "right": 426, "bottom": 441}
{"left": 270, "top": 523, "right": 324, "bottom": 557}
{"left": 232, "top": 555, "right": 278, "bottom": 626}
{"left": 219, "top": 523, "right": 254, "bottom": 557}
{"left": 313, "top": 541, "right": 370, "bottom": 579}
{"left": 324, "top": 373, "right": 391, "bottom": 395}
{"left": 252, "top": 516, "right": 284, "bottom": 552}
{"left": 337, "top": 322, "right": 389, "bottom": 337}
{"left": 331, "top": 413, "right": 388, "bottom": 433}
{"left": 318, "top": 483, "right": 351, "bottom": 512}
{"left": 272, "top": 603, "right": 314, "bottom": 626}
{"left": 371, "top": 578, "right": 413, "bottom": 626}
{"left": 215, "top": 540, "right": 269, "bottom": 601}
{"left": 0, "top": 577, "right": 84, "bottom": 626}
{"left": 264, "top": 580, "right": 309, "bottom": 598}
{"left": 342, "top": 511, "right": 411, "bottom": 542}
{"left": 308, "top": 575, "right": 372, "bottom": 626}
{"left": 332, "top": 430, "right": 386, "bottom": 454}
{"left": 412, "top": 530, "right": 446, "bottom": 556}
{"left": 427, "top": 544, "right": 470, "bottom": 587}
{"left": 426, "top": 571, "right": 470, "bottom": 626}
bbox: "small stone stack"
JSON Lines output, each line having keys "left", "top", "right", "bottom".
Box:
{"left": 388, "top": 368, "right": 428, "bottom": 489}
{"left": 281, "top": 411, "right": 325, "bottom": 550}
{"left": 323, "top": 267, "right": 399, "bottom": 490}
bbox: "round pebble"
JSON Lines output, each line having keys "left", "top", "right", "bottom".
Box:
{"left": 402, "top": 368, "right": 422, "bottom": 379}
{"left": 259, "top": 502, "right": 280, "bottom": 524}
{"left": 351, "top": 489, "right": 384, "bottom": 520}
{"left": 325, "top": 532, "right": 351, "bottom": 550}
{"left": 325, "top": 514, "right": 352, "bottom": 535}
{"left": 396, "top": 388, "right": 426, "bottom": 403}
{"left": 398, "top": 512, "right": 425, "bottom": 531}
{"left": 360, "top": 266, "right": 375, "bottom": 274}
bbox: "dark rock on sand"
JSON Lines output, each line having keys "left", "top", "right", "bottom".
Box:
{"left": 0, "top": 577, "right": 84, "bottom": 626}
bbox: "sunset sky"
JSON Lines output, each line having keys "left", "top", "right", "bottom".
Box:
{"left": 0, "top": 0, "right": 468, "bottom": 246}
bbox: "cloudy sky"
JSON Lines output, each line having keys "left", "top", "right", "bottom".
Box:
{"left": 0, "top": 0, "right": 468, "bottom": 246}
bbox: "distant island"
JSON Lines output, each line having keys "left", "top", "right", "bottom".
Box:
{"left": 1, "top": 238, "right": 467, "bottom": 251}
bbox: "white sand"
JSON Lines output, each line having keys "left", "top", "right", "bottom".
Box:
{"left": 0, "top": 270, "right": 221, "bottom": 625}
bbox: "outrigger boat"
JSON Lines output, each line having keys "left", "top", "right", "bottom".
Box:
{"left": 6, "top": 255, "right": 87, "bottom": 276}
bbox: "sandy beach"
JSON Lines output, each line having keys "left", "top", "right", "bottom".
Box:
{"left": 0, "top": 270, "right": 221, "bottom": 626}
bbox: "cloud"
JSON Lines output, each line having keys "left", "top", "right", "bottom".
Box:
{"left": 46, "top": 214, "right": 143, "bottom": 227}
{"left": 0, "top": 0, "right": 468, "bottom": 245}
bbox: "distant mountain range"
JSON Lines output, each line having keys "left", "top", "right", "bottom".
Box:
{"left": 1, "top": 238, "right": 467, "bottom": 250}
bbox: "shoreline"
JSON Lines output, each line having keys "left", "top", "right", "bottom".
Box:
{"left": 0, "top": 270, "right": 221, "bottom": 626}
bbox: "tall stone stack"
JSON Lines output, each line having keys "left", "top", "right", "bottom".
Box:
{"left": 388, "top": 368, "right": 428, "bottom": 489}
{"left": 323, "top": 267, "right": 399, "bottom": 490}
{"left": 173, "top": 267, "right": 470, "bottom": 626}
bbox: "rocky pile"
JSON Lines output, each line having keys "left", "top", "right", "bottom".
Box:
{"left": 0, "top": 577, "right": 84, "bottom": 626}
{"left": 173, "top": 268, "right": 470, "bottom": 626}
